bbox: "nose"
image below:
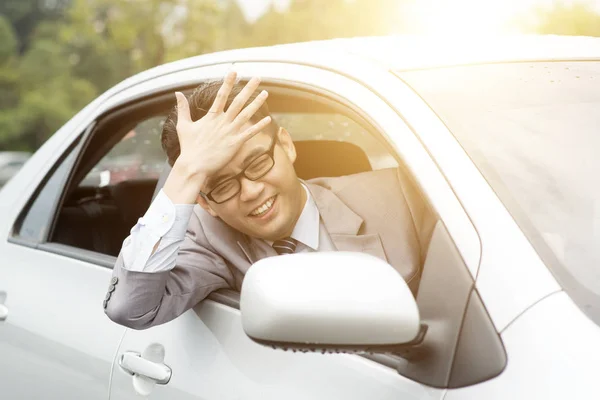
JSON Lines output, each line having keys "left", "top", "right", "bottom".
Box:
{"left": 239, "top": 177, "right": 264, "bottom": 203}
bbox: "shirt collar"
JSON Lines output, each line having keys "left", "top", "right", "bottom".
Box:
{"left": 289, "top": 183, "right": 320, "bottom": 250}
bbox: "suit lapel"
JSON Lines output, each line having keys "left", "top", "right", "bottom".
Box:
{"left": 328, "top": 233, "right": 388, "bottom": 261}
{"left": 307, "top": 183, "right": 388, "bottom": 263}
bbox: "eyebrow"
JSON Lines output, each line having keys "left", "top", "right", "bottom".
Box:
{"left": 207, "top": 145, "right": 269, "bottom": 189}
{"left": 241, "top": 146, "right": 268, "bottom": 166}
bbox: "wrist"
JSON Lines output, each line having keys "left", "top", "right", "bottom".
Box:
{"left": 173, "top": 159, "right": 211, "bottom": 187}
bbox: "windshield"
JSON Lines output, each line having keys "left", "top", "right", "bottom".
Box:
{"left": 399, "top": 61, "right": 600, "bottom": 321}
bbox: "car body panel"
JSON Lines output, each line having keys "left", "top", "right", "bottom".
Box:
{"left": 110, "top": 301, "right": 445, "bottom": 400}
{"left": 444, "top": 291, "right": 600, "bottom": 399}
{"left": 0, "top": 242, "right": 123, "bottom": 399}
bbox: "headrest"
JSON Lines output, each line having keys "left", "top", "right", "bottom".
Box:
{"left": 293, "top": 140, "right": 371, "bottom": 180}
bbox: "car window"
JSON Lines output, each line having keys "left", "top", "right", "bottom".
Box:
{"left": 273, "top": 111, "right": 397, "bottom": 170}
{"left": 14, "top": 139, "right": 81, "bottom": 242}
{"left": 45, "top": 93, "right": 396, "bottom": 257}
{"left": 80, "top": 116, "right": 166, "bottom": 187}
{"left": 48, "top": 113, "right": 167, "bottom": 256}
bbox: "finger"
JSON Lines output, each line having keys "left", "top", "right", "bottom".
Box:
{"left": 232, "top": 90, "right": 268, "bottom": 127}
{"left": 175, "top": 92, "right": 191, "bottom": 123}
{"left": 239, "top": 116, "right": 272, "bottom": 141}
{"left": 209, "top": 71, "right": 237, "bottom": 113}
{"left": 225, "top": 77, "right": 261, "bottom": 120}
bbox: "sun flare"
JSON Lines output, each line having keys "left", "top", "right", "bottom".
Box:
{"left": 402, "top": 0, "right": 524, "bottom": 36}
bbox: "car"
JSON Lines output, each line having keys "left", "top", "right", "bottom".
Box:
{"left": 1, "top": 34, "right": 599, "bottom": 399}
{"left": 0, "top": 151, "right": 31, "bottom": 189}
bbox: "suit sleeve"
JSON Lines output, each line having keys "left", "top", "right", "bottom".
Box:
{"left": 104, "top": 211, "right": 235, "bottom": 330}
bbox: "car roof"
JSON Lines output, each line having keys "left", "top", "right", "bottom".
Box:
{"left": 167, "top": 34, "right": 600, "bottom": 71}
{"left": 101, "top": 34, "right": 600, "bottom": 106}
{"left": 300, "top": 34, "right": 600, "bottom": 70}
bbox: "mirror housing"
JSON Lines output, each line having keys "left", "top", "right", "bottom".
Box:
{"left": 240, "top": 252, "right": 421, "bottom": 353}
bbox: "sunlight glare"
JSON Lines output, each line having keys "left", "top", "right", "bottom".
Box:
{"left": 404, "top": 0, "right": 522, "bottom": 36}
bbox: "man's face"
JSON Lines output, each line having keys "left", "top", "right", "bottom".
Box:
{"left": 198, "top": 126, "right": 306, "bottom": 241}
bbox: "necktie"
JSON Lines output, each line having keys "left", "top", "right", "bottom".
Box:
{"left": 272, "top": 237, "right": 297, "bottom": 255}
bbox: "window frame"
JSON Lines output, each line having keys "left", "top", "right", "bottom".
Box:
{"left": 9, "top": 125, "right": 92, "bottom": 247}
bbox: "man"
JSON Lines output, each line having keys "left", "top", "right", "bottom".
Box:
{"left": 104, "top": 72, "right": 423, "bottom": 329}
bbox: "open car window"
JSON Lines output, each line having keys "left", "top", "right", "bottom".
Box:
{"left": 48, "top": 82, "right": 399, "bottom": 257}
{"left": 80, "top": 116, "right": 166, "bottom": 188}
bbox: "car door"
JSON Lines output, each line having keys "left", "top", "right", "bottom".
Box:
{"left": 0, "top": 125, "right": 126, "bottom": 400}
{"left": 106, "top": 61, "right": 484, "bottom": 399}
{"left": 0, "top": 63, "right": 234, "bottom": 399}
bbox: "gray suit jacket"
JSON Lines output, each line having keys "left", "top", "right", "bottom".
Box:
{"left": 105, "top": 168, "right": 425, "bottom": 329}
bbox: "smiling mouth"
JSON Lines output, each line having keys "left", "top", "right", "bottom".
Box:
{"left": 248, "top": 195, "right": 277, "bottom": 217}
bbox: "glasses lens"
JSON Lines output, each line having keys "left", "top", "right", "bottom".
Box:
{"left": 211, "top": 179, "right": 240, "bottom": 203}
{"left": 245, "top": 154, "right": 274, "bottom": 180}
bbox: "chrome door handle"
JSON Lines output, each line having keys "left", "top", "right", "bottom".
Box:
{"left": 0, "top": 304, "right": 7, "bottom": 321}
{"left": 118, "top": 351, "right": 172, "bottom": 384}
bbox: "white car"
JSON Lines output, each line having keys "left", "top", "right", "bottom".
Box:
{"left": 1, "top": 35, "right": 599, "bottom": 399}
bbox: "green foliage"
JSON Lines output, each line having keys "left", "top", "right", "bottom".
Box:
{"left": 532, "top": 2, "right": 600, "bottom": 36}
{"left": 2, "top": 0, "right": 600, "bottom": 152}
{"left": 0, "top": 0, "right": 223, "bottom": 150}
{"left": 0, "top": 15, "right": 18, "bottom": 64}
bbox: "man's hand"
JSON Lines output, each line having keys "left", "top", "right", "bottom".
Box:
{"left": 175, "top": 72, "right": 270, "bottom": 183}
{"left": 163, "top": 72, "right": 271, "bottom": 204}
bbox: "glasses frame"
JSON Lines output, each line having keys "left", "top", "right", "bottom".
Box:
{"left": 200, "top": 132, "right": 278, "bottom": 204}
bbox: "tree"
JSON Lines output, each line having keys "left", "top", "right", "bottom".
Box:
{"left": 0, "top": 0, "right": 225, "bottom": 151}
{"left": 0, "top": 0, "right": 70, "bottom": 54}
{"left": 213, "top": 0, "right": 251, "bottom": 51}
{"left": 2, "top": 0, "right": 424, "bottom": 152}
{"left": 244, "top": 0, "right": 414, "bottom": 48}
{"left": 529, "top": 2, "right": 600, "bottom": 36}
{"left": 0, "top": 15, "right": 24, "bottom": 150}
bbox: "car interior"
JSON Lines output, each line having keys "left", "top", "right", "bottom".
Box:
{"left": 41, "top": 81, "right": 506, "bottom": 388}
{"left": 50, "top": 85, "right": 395, "bottom": 258}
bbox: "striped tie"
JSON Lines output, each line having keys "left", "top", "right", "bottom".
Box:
{"left": 272, "top": 237, "right": 297, "bottom": 255}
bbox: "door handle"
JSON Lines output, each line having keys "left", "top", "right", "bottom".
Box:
{"left": 119, "top": 351, "right": 172, "bottom": 384}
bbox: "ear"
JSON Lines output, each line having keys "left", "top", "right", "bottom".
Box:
{"left": 196, "top": 194, "right": 218, "bottom": 217}
{"left": 277, "top": 127, "right": 297, "bottom": 164}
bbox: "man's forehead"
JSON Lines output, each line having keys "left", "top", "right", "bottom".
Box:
{"left": 208, "top": 131, "right": 272, "bottom": 184}
{"left": 236, "top": 131, "right": 272, "bottom": 159}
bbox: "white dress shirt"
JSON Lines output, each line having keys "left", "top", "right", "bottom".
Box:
{"left": 121, "top": 183, "right": 332, "bottom": 272}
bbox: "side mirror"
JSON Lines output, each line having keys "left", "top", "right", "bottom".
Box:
{"left": 240, "top": 252, "right": 421, "bottom": 353}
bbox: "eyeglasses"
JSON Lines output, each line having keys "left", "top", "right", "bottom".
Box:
{"left": 200, "top": 133, "right": 278, "bottom": 204}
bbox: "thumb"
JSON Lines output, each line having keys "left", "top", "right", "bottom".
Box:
{"left": 175, "top": 92, "right": 191, "bottom": 123}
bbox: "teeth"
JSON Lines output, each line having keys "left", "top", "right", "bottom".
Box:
{"left": 250, "top": 197, "right": 275, "bottom": 216}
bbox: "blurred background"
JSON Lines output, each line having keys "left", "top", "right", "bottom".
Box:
{"left": 1, "top": 0, "right": 600, "bottom": 169}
